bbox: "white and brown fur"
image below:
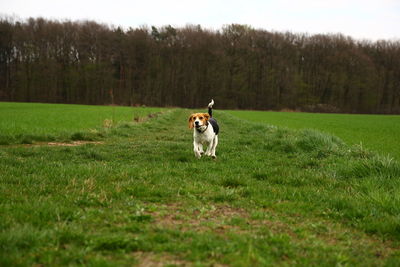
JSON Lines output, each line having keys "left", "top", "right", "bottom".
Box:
{"left": 188, "top": 99, "right": 219, "bottom": 159}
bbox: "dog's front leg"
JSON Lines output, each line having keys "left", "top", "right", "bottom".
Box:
{"left": 198, "top": 144, "right": 204, "bottom": 155}
{"left": 193, "top": 141, "right": 202, "bottom": 159}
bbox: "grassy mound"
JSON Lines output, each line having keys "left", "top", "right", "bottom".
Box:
{"left": 228, "top": 109, "right": 400, "bottom": 160}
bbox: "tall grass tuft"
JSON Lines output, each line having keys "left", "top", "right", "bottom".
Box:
{"left": 297, "top": 129, "right": 344, "bottom": 155}
{"left": 342, "top": 155, "right": 400, "bottom": 179}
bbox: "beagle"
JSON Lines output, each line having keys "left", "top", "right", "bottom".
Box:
{"left": 188, "top": 99, "right": 219, "bottom": 159}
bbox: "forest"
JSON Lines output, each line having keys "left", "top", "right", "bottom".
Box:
{"left": 0, "top": 17, "right": 399, "bottom": 113}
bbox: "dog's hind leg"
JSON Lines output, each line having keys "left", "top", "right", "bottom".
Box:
{"left": 210, "top": 135, "right": 218, "bottom": 159}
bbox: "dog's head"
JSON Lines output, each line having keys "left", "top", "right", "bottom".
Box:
{"left": 188, "top": 113, "right": 210, "bottom": 129}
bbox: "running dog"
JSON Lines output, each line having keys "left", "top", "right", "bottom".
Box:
{"left": 188, "top": 99, "right": 219, "bottom": 159}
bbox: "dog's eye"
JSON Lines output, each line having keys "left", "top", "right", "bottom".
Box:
{"left": 199, "top": 117, "right": 203, "bottom": 120}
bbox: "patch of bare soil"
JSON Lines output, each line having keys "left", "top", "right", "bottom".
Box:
{"left": 133, "top": 252, "right": 191, "bottom": 267}
{"left": 46, "top": 141, "right": 104, "bottom": 146}
{"left": 147, "top": 203, "right": 250, "bottom": 234}
{"left": 133, "top": 112, "right": 164, "bottom": 123}
{"left": 15, "top": 141, "right": 104, "bottom": 148}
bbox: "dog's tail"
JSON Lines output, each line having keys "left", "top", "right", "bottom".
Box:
{"left": 208, "top": 99, "right": 214, "bottom": 117}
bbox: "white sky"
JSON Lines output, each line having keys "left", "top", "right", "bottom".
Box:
{"left": 1, "top": 0, "right": 399, "bottom": 41}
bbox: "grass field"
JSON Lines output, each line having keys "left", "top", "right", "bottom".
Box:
{"left": 1, "top": 103, "right": 400, "bottom": 266}
{"left": 0, "top": 102, "right": 164, "bottom": 145}
{"left": 227, "top": 110, "right": 400, "bottom": 160}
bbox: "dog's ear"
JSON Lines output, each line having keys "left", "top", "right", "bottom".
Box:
{"left": 188, "top": 114, "right": 194, "bottom": 129}
{"left": 204, "top": 113, "right": 210, "bottom": 121}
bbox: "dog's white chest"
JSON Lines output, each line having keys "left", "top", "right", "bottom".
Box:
{"left": 194, "top": 126, "right": 214, "bottom": 144}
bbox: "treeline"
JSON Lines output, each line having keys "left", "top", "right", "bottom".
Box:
{"left": 1, "top": 17, "right": 400, "bottom": 113}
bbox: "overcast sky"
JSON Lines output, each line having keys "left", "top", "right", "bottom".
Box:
{"left": 1, "top": 0, "right": 399, "bottom": 41}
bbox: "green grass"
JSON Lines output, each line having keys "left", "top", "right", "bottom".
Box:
{"left": 1, "top": 103, "right": 400, "bottom": 265}
{"left": 227, "top": 110, "right": 400, "bottom": 160}
{"left": 0, "top": 102, "right": 164, "bottom": 145}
